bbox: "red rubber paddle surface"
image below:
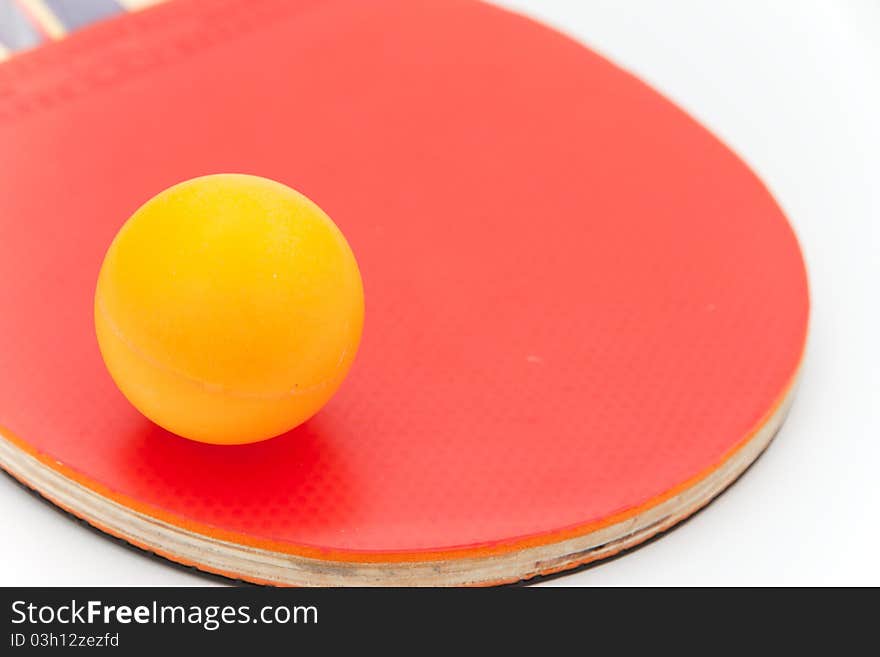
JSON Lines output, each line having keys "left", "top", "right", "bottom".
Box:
{"left": 0, "top": 0, "right": 808, "bottom": 560}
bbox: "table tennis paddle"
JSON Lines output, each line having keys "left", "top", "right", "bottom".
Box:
{"left": 0, "top": 0, "right": 809, "bottom": 585}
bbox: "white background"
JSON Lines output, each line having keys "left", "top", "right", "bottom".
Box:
{"left": 1, "top": 0, "right": 878, "bottom": 586}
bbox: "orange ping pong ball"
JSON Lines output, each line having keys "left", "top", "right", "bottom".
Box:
{"left": 94, "top": 174, "right": 364, "bottom": 445}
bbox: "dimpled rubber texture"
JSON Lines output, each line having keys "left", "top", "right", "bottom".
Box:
{"left": 0, "top": 0, "right": 808, "bottom": 565}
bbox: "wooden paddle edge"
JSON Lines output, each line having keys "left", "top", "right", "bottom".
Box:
{"left": 0, "top": 371, "right": 799, "bottom": 586}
